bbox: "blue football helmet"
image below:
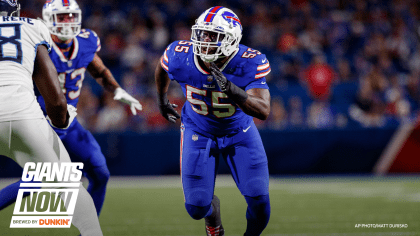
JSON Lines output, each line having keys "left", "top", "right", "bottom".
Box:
{"left": 0, "top": 0, "right": 20, "bottom": 17}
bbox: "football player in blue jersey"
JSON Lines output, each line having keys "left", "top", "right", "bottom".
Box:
{"left": 156, "top": 6, "right": 271, "bottom": 236}
{"left": 0, "top": 0, "right": 142, "bottom": 217}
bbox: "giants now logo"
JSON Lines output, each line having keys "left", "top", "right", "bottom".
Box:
{"left": 10, "top": 162, "right": 83, "bottom": 228}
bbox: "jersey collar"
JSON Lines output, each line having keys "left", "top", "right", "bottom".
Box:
{"left": 193, "top": 48, "right": 239, "bottom": 75}
{"left": 52, "top": 37, "right": 79, "bottom": 63}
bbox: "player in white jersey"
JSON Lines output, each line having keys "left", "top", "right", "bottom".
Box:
{"left": 0, "top": 0, "right": 102, "bottom": 235}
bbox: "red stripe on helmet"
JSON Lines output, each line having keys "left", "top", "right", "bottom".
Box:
{"left": 204, "top": 6, "right": 223, "bottom": 22}
{"left": 62, "top": 0, "right": 70, "bottom": 6}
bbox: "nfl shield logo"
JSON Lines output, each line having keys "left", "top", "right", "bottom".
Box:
{"left": 192, "top": 134, "right": 198, "bottom": 141}
{"left": 207, "top": 76, "right": 213, "bottom": 82}
{"left": 67, "top": 61, "right": 73, "bottom": 67}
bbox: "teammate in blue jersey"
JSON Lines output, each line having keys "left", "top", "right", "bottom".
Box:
{"left": 156, "top": 6, "right": 271, "bottom": 236}
{"left": 0, "top": 0, "right": 142, "bottom": 216}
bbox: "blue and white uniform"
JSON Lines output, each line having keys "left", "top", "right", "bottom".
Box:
{"left": 38, "top": 28, "right": 101, "bottom": 108}
{"left": 36, "top": 28, "right": 109, "bottom": 215}
{"left": 161, "top": 40, "right": 271, "bottom": 206}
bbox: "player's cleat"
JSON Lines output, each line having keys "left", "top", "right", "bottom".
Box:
{"left": 206, "top": 225, "right": 224, "bottom": 236}
{"left": 205, "top": 195, "right": 224, "bottom": 236}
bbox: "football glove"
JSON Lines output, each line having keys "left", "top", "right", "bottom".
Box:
{"left": 158, "top": 93, "right": 181, "bottom": 123}
{"left": 113, "top": 87, "right": 143, "bottom": 115}
{"left": 210, "top": 62, "right": 248, "bottom": 104}
{"left": 47, "top": 104, "right": 77, "bottom": 129}
{"left": 210, "top": 62, "right": 228, "bottom": 92}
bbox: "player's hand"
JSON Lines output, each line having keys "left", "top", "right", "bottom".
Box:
{"left": 210, "top": 62, "right": 229, "bottom": 92}
{"left": 210, "top": 62, "right": 249, "bottom": 105}
{"left": 47, "top": 104, "right": 77, "bottom": 129}
{"left": 158, "top": 94, "right": 181, "bottom": 123}
{"left": 113, "top": 88, "right": 143, "bottom": 115}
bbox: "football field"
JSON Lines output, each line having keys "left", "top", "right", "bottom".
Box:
{"left": 0, "top": 175, "right": 419, "bottom": 236}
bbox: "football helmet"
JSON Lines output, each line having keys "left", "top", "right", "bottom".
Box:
{"left": 191, "top": 6, "right": 242, "bottom": 62}
{"left": 0, "top": 0, "right": 20, "bottom": 17}
{"left": 42, "top": 0, "right": 82, "bottom": 41}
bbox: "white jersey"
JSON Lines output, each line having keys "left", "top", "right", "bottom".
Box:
{"left": 0, "top": 16, "right": 52, "bottom": 122}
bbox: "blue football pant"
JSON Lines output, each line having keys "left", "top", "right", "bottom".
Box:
{"left": 54, "top": 119, "right": 110, "bottom": 216}
{"left": 181, "top": 121, "right": 270, "bottom": 234}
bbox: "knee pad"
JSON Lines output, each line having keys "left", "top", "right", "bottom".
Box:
{"left": 185, "top": 203, "right": 212, "bottom": 220}
{"left": 185, "top": 189, "right": 212, "bottom": 207}
{"left": 184, "top": 189, "right": 213, "bottom": 220}
{"left": 244, "top": 178, "right": 269, "bottom": 197}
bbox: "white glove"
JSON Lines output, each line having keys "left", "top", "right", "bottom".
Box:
{"left": 46, "top": 104, "right": 77, "bottom": 129}
{"left": 113, "top": 87, "right": 142, "bottom": 115}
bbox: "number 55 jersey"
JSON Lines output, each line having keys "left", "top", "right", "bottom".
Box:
{"left": 0, "top": 16, "right": 52, "bottom": 122}
{"left": 161, "top": 40, "right": 271, "bottom": 136}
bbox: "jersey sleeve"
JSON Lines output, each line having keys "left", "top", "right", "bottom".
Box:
{"left": 160, "top": 41, "right": 178, "bottom": 80}
{"left": 91, "top": 30, "right": 101, "bottom": 52}
{"left": 244, "top": 54, "right": 271, "bottom": 91}
{"left": 35, "top": 19, "right": 52, "bottom": 52}
{"left": 161, "top": 47, "right": 170, "bottom": 72}
{"left": 76, "top": 29, "right": 101, "bottom": 64}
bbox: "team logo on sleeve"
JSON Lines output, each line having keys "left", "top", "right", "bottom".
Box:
{"left": 10, "top": 162, "right": 83, "bottom": 228}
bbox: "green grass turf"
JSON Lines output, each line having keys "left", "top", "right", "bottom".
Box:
{"left": 0, "top": 175, "right": 419, "bottom": 235}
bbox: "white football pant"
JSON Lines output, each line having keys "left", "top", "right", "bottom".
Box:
{"left": 0, "top": 118, "right": 103, "bottom": 236}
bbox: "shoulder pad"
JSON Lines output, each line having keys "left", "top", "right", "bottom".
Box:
{"left": 77, "top": 29, "right": 101, "bottom": 52}
{"left": 166, "top": 40, "right": 193, "bottom": 53}
{"left": 33, "top": 19, "right": 53, "bottom": 52}
{"left": 161, "top": 40, "right": 193, "bottom": 72}
{"left": 238, "top": 45, "right": 271, "bottom": 79}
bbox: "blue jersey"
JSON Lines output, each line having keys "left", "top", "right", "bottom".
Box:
{"left": 161, "top": 40, "right": 270, "bottom": 136}
{"left": 32, "top": 29, "right": 108, "bottom": 216}
{"left": 37, "top": 29, "right": 101, "bottom": 111}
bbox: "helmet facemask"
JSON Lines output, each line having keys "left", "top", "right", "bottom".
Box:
{"left": 191, "top": 7, "right": 242, "bottom": 63}
{"left": 47, "top": 12, "right": 81, "bottom": 41}
{"left": 42, "top": 0, "right": 82, "bottom": 42}
{"left": 192, "top": 27, "right": 228, "bottom": 62}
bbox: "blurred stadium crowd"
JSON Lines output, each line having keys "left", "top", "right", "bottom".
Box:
{"left": 20, "top": 0, "right": 420, "bottom": 133}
